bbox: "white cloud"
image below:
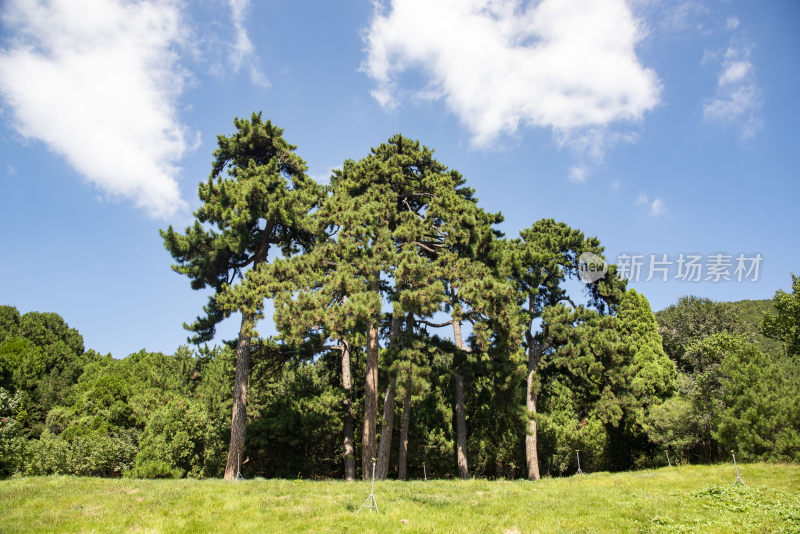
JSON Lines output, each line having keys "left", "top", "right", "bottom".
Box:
{"left": 726, "top": 16, "right": 740, "bottom": 30}
{"left": 568, "top": 166, "right": 587, "bottom": 183}
{"left": 703, "top": 40, "right": 762, "bottom": 139}
{"left": 650, "top": 198, "right": 665, "bottom": 215}
{"left": 0, "top": 0, "right": 191, "bottom": 218}
{"left": 718, "top": 60, "right": 750, "bottom": 86}
{"left": 362, "top": 0, "right": 661, "bottom": 148}
{"left": 228, "top": 0, "right": 269, "bottom": 88}
{"left": 636, "top": 193, "right": 665, "bottom": 215}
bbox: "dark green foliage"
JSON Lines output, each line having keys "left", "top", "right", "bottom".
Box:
{"left": 161, "top": 113, "right": 323, "bottom": 342}
{"left": 245, "top": 356, "right": 345, "bottom": 478}
{"left": 465, "top": 356, "right": 528, "bottom": 478}
{"left": 536, "top": 291, "right": 674, "bottom": 472}
{"left": 537, "top": 378, "right": 609, "bottom": 474}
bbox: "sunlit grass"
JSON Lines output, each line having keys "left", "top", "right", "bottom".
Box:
{"left": 1, "top": 463, "right": 798, "bottom": 533}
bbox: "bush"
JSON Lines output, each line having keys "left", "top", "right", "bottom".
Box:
{"left": 24, "top": 430, "right": 137, "bottom": 476}
{"left": 0, "top": 387, "right": 26, "bottom": 476}
{"left": 125, "top": 460, "right": 183, "bottom": 479}
{"left": 133, "top": 398, "right": 209, "bottom": 478}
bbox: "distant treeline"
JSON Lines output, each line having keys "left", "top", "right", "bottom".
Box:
{"left": 1, "top": 285, "right": 797, "bottom": 479}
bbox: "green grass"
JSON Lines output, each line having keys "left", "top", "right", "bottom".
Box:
{"left": 1, "top": 464, "right": 798, "bottom": 533}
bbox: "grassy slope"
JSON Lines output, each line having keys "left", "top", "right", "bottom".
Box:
{"left": 1, "top": 464, "right": 799, "bottom": 533}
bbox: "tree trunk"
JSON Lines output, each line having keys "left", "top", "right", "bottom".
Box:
{"left": 361, "top": 275, "right": 381, "bottom": 480}
{"left": 223, "top": 240, "right": 269, "bottom": 481}
{"left": 398, "top": 386, "right": 411, "bottom": 480}
{"left": 224, "top": 312, "right": 254, "bottom": 480}
{"left": 376, "top": 375, "right": 396, "bottom": 479}
{"left": 376, "top": 315, "right": 402, "bottom": 480}
{"left": 452, "top": 317, "right": 469, "bottom": 479}
{"left": 341, "top": 342, "right": 356, "bottom": 481}
{"left": 525, "top": 336, "right": 541, "bottom": 480}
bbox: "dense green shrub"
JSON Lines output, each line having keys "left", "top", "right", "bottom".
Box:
{"left": 0, "top": 387, "right": 26, "bottom": 476}
{"left": 23, "top": 430, "right": 137, "bottom": 476}
{"left": 125, "top": 460, "right": 183, "bottom": 479}
{"left": 133, "top": 398, "right": 209, "bottom": 478}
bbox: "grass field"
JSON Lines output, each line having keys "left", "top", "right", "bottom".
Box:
{"left": 1, "top": 463, "right": 798, "bottom": 533}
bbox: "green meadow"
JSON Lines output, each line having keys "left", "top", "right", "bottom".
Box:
{"left": 1, "top": 463, "right": 798, "bottom": 533}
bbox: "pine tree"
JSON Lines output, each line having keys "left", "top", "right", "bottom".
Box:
{"left": 500, "top": 219, "right": 625, "bottom": 479}
{"left": 160, "top": 113, "right": 322, "bottom": 479}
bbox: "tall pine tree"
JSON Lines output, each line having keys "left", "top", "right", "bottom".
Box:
{"left": 160, "top": 113, "right": 322, "bottom": 479}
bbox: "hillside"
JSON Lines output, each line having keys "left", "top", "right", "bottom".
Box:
{"left": 1, "top": 463, "right": 798, "bottom": 533}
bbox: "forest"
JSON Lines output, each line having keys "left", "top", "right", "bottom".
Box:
{"left": 1, "top": 114, "right": 798, "bottom": 481}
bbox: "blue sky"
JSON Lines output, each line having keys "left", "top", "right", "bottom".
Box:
{"left": 1, "top": 0, "right": 798, "bottom": 357}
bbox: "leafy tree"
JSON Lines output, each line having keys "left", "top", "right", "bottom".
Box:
{"left": 0, "top": 308, "right": 88, "bottom": 437}
{"left": 0, "top": 306, "right": 21, "bottom": 342}
{"left": 655, "top": 296, "right": 744, "bottom": 371}
{"left": 761, "top": 274, "right": 800, "bottom": 357}
{"left": 192, "top": 345, "right": 236, "bottom": 477}
{"left": 161, "top": 113, "right": 322, "bottom": 479}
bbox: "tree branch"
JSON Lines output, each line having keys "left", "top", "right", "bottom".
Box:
{"left": 413, "top": 241, "right": 440, "bottom": 255}
{"left": 559, "top": 295, "right": 578, "bottom": 309}
{"left": 402, "top": 197, "right": 424, "bottom": 219}
{"left": 417, "top": 318, "right": 454, "bottom": 328}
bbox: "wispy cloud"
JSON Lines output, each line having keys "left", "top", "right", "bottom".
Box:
{"left": 568, "top": 166, "right": 587, "bottom": 183}
{"left": 228, "top": 0, "right": 269, "bottom": 88}
{"left": 703, "top": 32, "right": 763, "bottom": 139}
{"left": 718, "top": 60, "right": 751, "bottom": 86}
{"left": 636, "top": 193, "right": 665, "bottom": 216}
{"left": 362, "top": 0, "right": 661, "bottom": 150}
{"left": 0, "top": 0, "right": 191, "bottom": 218}
{"left": 635, "top": 0, "right": 711, "bottom": 36}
